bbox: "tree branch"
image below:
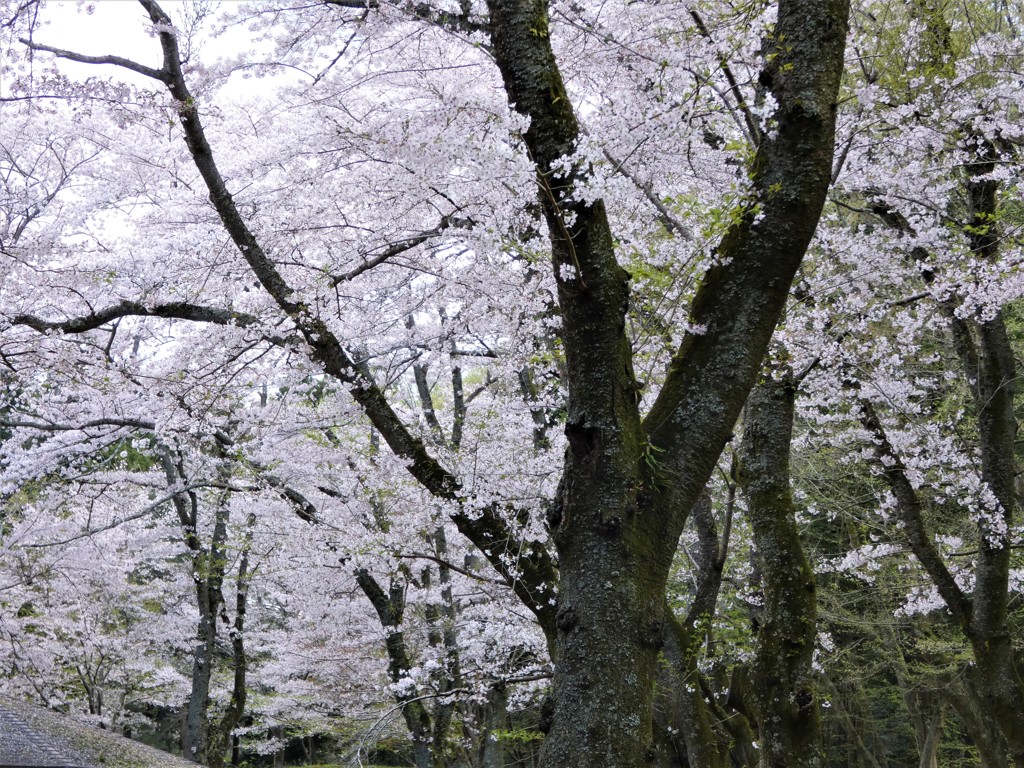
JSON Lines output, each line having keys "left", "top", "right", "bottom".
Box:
{"left": 1, "top": 417, "right": 156, "bottom": 433}
{"left": 642, "top": 0, "right": 850, "bottom": 542}
{"left": 857, "top": 399, "right": 973, "bottom": 628}
{"left": 18, "top": 38, "right": 169, "bottom": 82}
{"left": 129, "top": 0, "right": 559, "bottom": 643}
{"left": 8, "top": 300, "right": 259, "bottom": 334}
{"left": 20, "top": 482, "right": 224, "bottom": 548}
{"left": 600, "top": 147, "right": 693, "bottom": 239}
{"left": 331, "top": 218, "right": 466, "bottom": 286}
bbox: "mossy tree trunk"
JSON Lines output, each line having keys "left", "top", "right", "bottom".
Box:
{"left": 483, "top": 2, "right": 849, "bottom": 765}
{"left": 653, "top": 492, "right": 742, "bottom": 768}
{"left": 738, "top": 374, "right": 822, "bottom": 768}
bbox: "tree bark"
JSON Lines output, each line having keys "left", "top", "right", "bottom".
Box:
{"left": 483, "top": 1, "right": 849, "bottom": 765}
{"left": 653, "top": 492, "right": 740, "bottom": 768}
{"left": 944, "top": 676, "right": 1011, "bottom": 768}
{"left": 738, "top": 374, "right": 823, "bottom": 768}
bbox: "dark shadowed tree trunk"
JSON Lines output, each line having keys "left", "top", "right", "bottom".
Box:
{"left": 858, "top": 144, "right": 1024, "bottom": 760}
{"left": 159, "top": 447, "right": 231, "bottom": 765}
{"left": 483, "top": 2, "right": 849, "bottom": 765}
{"left": 653, "top": 492, "right": 740, "bottom": 768}
{"left": 738, "top": 373, "right": 823, "bottom": 768}
{"left": 944, "top": 677, "right": 1011, "bottom": 768}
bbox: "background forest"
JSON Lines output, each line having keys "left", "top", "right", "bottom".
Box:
{"left": 0, "top": 0, "right": 1022, "bottom": 766}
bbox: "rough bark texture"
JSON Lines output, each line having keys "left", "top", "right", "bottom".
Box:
{"left": 483, "top": 1, "right": 849, "bottom": 765}
{"left": 653, "top": 493, "right": 738, "bottom": 768}
{"left": 944, "top": 677, "right": 1011, "bottom": 768}
{"left": 738, "top": 375, "right": 822, "bottom": 768}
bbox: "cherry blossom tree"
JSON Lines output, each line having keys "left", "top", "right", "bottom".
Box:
{"left": 1, "top": 0, "right": 851, "bottom": 765}
{"left": 772, "top": 2, "right": 1024, "bottom": 763}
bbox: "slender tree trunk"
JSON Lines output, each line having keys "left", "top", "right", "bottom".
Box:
{"left": 864, "top": 138, "right": 1024, "bottom": 767}
{"left": 208, "top": 512, "right": 256, "bottom": 768}
{"left": 656, "top": 613, "right": 730, "bottom": 768}
{"left": 917, "top": 707, "right": 942, "bottom": 768}
{"left": 478, "top": 683, "right": 508, "bottom": 768}
{"left": 738, "top": 374, "right": 823, "bottom": 768}
{"left": 819, "top": 675, "right": 885, "bottom": 768}
{"left": 162, "top": 445, "right": 233, "bottom": 765}
{"left": 957, "top": 152, "right": 1024, "bottom": 766}
{"left": 425, "top": 526, "right": 461, "bottom": 764}
{"left": 184, "top": 579, "right": 216, "bottom": 763}
{"left": 355, "top": 568, "right": 439, "bottom": 768}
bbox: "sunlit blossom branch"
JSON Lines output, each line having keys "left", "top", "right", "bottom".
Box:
{"left": 119, "top": 0, "right": 560, "bottom": 642}
{"left": 10, "top": 0, "right": 559, "bottom": 647}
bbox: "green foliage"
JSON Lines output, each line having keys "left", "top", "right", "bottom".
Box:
{"left": 494, "top": 725, "right": 544, "bottom": 745}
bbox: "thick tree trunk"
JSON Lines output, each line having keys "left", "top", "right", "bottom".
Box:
{"left": 738, "top": 375, "right": 822, "bottom": 768}
{"left": 100, "top": 1, "right": 848, "bottom": 765}
{"left": 958, "top": 153, "right": 1024, "bottom": 767}
{"left": 482, "top": 1, "right": 848, "bottom": 765}
{"left": 541, "top": 510, "right": 666, "bottom": 767}
{"left": 944, "top": 677, "right": 1011, "bottom": 768}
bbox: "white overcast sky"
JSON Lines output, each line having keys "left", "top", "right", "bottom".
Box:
{"left": 37, "top": 1, "right": 169, "bottom": 79}
{"left": 26, "top": 1, "right": 274, "bottom": 94}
